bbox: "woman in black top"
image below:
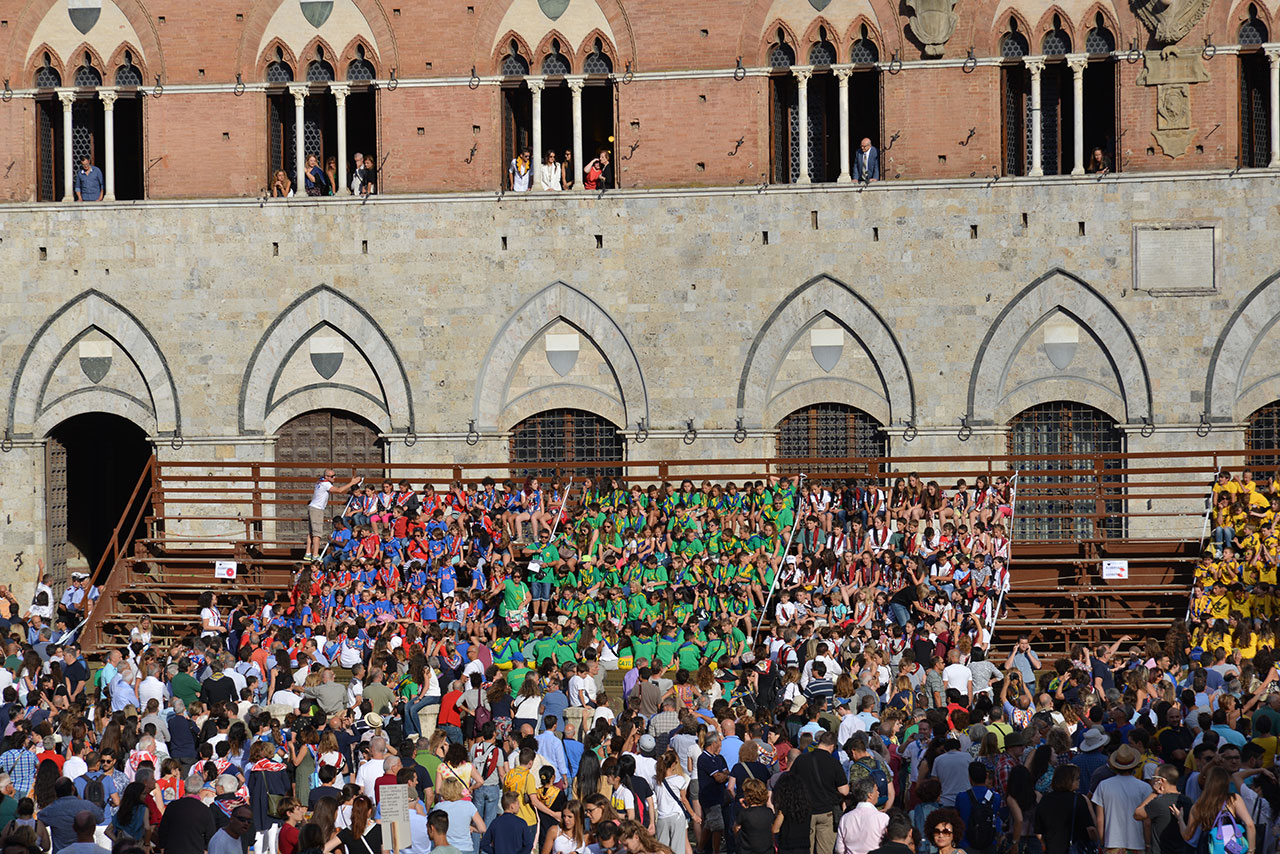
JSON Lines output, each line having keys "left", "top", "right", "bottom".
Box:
{"left": 1034, "top": 765, "right": 1096, "bottom": 854}
{"left": 771, "top": 771, "right": 811, "bottom": 854}
{"left": 736, "top": 780, "right": 775, "bottom": 854}
{"left": 337, "top": 796, "right": 382, "bottom": 854}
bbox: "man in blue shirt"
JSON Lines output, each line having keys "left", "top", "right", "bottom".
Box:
{"left": 73, "top": 157, "right": 105, "bottom": 202}
{"left": 955, "top": 762, "right": 1003, "bottom": 854}
{"left": 480, "top": 792, "right": 534, "bottom": 854}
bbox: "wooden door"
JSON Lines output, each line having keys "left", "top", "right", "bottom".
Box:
{"left": 276, "top": 410, "right": 383, "bottom": 540}
{"left": 45, "top": 437, "right": 69, "bottom": 590}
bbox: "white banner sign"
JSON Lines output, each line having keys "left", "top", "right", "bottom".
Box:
{"left": 1101, "top": 560, "right": 1129, "bottom": 580}
{"left": 214, "top": 560, "right": 238, "bottom": 579}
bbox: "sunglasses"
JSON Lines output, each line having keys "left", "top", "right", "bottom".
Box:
{"left": 933, "top": 828, "right": 954, "bottom": 837}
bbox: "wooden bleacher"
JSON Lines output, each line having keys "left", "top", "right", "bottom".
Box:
{"left": 79, "top": 448, "right": 1251, "bottom": 656}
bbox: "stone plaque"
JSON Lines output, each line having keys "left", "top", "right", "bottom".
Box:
{"left": 1133, "top": 225, "right": 1216, "bottom": 294}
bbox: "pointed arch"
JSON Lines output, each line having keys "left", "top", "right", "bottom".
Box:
{"left": 25, "top": 44, "right": 66, "bottom": 84}
{"left": 1077, "top": 2, "right": 1122, "bottom": 40}
{"left": 106, "top": 41, "right": 147, "bottom": 78}
{"left": 491, "top": 31, "right": 535, "bottom": 74}
{"left": 8, "top": 290, "right": 180, "bottom": 438}
{"left": 68, "top": 42, "right": 109, "bottom": 77}
{"left": 759, "top": 19, "right": 802, "bottom": 63}
{"left": 256, "top": 38, "right": 300, "bottom": 77}
{"left": 472, "top": 0, "right": 635, "bottom": 73}
{"left": 338, "top": 35, "right": 379, "bottom": 72}
{"left": 298, "top": 35, "right": 341, "bottom": 69}
{"left": 1032, "top": 6, "right": 1078, "bottom": 48}
{"left": 473, "top": 282, "right": 648, "bottom": 432}
{"left": 574, "top": 29, "right": 616, "bottom": 68}
{"left": 737, "top": 275, "right": 915, "bottom": 429}
{"left": 7, "top": 0, "right": 163, "bottom": 85}
{"left": 801, "top": 16, "right": 842, "bottom": 54}
{"left": 736, "top": 0, "right": 906, "bottom": 61}
{"left": 239, "top": 285, "right": 414, "bottom": 435}
{"left": 968, "top": 268, "right": 1152, "bottom": 424}
{"left": 843, "top": 17, "right": 883, "bottom": 53}
{"left": 1204, "top": 270, "right": 1280, "bottom": 424}
{"left": 235, "top": 0, "right": 396, "bottom": 78}
{"left": 533, "top": 28, "right": 574, "bottom": 70}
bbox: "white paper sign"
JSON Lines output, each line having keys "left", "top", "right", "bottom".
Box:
{"left": 1101, "top": 560, "right": 1129, "bottom": 580}
{"left": 379, "top": 783, "right": 412, "bottom": 848}
{"left": 214, "top": 560, "right": 237, "bottom": 579}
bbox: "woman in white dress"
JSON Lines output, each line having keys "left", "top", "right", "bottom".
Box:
{"left": 540, "top": 150, "right": 565, "bottom": 191}
{"left": 542, "top": 801, "right": 589, "bottom": 854}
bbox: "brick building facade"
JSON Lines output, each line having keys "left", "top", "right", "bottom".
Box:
{"left": 1, "top": 0, "right": 1278, "bottom": 201}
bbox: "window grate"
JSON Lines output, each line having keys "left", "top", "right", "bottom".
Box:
{"left": 776, "top": 403, "right": 885, "bottom": 475}
{"left": 38, "top": 104, "right": 55, "bottom": 200}
{"left": 1246, "top": 403, "right": 1280, "bottom": 469}
{"left": 1242, "top": 53, "right": 1270, "bottom": 167}
{"left": 1042, "top": 29, "right": 1070, "bottom": 56}
{"left": 35, "top": 66, "right": 62, "bottom": 88}
{"left": 542, "top": 51, "right": 570, "bottom": 75}
{"left": 770, "top": 43, "right": 795, "bottom": 68}
{"left": 502, "top": 53, "right": 530, "bottom": 76}
{"left": 347, "top": 59, "right": 375, "bottom": 81}
{"left": 584, "top": 46, "right": 612, "bottom": 74}
{"left": 1001, "top": 32, "right": 1029, "bottom": 58}
{"left": 1240, "top": 16, "right": 1268, "bottom": 46}
{"left": 266, "top": 61, "right": 294, "bottom": 83}
{"left": 74, "top": 65, "right": 102, "bottom": 87}
{"left": 510, "top": 409, "right": 624, "bottom": 478}
{"left": 1007, "top": 401, "right": 1125, "bottom": 541}
{"left": 850, "top": 39, "right": 879, "bottom": 63}
{"left": 809, "top": 41, "right": 836, "bottom": 65}
{"left": 115, "top": 62, "right": 142, "bottom": 86}
{"left": 1086, "top": 27, "right": 1114, "bottom": 55}
{"left": 307, "top": 60, "right": 334, "bottom": 82}
{"left": 71, "top": 102, "right": 94, "bottom": 166}
{"left": 1003, "top": 66, "right": 1026, "bottom": 175}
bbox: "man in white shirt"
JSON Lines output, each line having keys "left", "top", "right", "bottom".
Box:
{"left": 306, "top": 469, "right": 361, "bottom": 561}
{"left": 625, "top": 735, "right": 659, "bottom": 790}
{"left": 138, "top": 664, "right": 167, "bottom": 709}
{"left": 354, "top": 736, "right": 388, "bottom": 797}
{"left": 209, "top": 805, "right": 252, "bottom": 854}
{"left": 801, "top": 643, "right": 843, "bottom": 688}
{"left": 941, "top": 649, "right": 973, "bottom": 703}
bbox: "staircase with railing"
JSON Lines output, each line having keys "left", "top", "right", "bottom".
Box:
{"left": 78, "top": 448, "right": 1246, "bottom": 656}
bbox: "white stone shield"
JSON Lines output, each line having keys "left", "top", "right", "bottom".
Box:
{"left": 545, "top": 332, "right": 580, "bottom": 377}
{"left": 808, "top": 0, "right": 833, "bottom": 9}
{"left": 68, "top": 0, "right": 101, "bottom": 35}
{"left": 300, "top": 0, "right": 333, "bottom": 28}
{"left": 309, "top": 336, "right": 345, "bottom": 379}
{"left": 1042, "top": 317, "right": 1079, "bottom": 371}
{"left": 810, "top": 328, "right": 843, "bottom": 373}
{"left": 78, "top": 339, "right": 111, "bottom": 384}
{"left": 538, "top": 0, "right": 570, "bottom": 20}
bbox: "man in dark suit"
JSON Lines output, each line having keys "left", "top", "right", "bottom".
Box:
{"left": 854, "top": 137, "right": 880, "bottom": 183}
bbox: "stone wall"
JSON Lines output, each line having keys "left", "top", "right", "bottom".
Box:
{"left": 0, "top": 171, "right": 1275, "bottom": 593}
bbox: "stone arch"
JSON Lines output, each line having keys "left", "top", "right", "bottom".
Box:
{"left": 7, "top": 0, "right": 163, "bottom": 85}
{"left": 106, "top": 41, "right": 147, "bottom": 78}
{"left": 492, "top": 31, "right": 536, "bottom": 73}
{"left": 26, "top": 44, "right": 66, "bottom": 84}
{"left": 473, "top": 282, "right": 648, "bottom": 432}
{"left": 843, "top": 17, "right": 883, "bottom": 54}
{"left": 501, "top": 385, "right": 626, "bottom": 433}
{"left": 338, "top": 35, "right": 380, "bottom": 72}
{"left": 67, "top": 42, "right": 110, "bottom": 78}
{"left": 236, "top": 0, "right": 396, "bottom": 78}
{"left": 257, "top": 37, "right": 300, "bottom": 78}
{"left": 8, "top": 290, "right": 180, "bottom": 438}
{"left": 759, "top": 19, "right": 803, "bottom": 63}
{"left": 574, "top": 29, "right": 616, "bottom": 68}
{"left": 1204, "top": 270, "right": 1280, "bottom": 424}
{"left": 801, "top": 16, "right": 843, "bottom": 56}
{"left": 240, "top": 285, "right": 414, "bottom": 435}
{"left": 1078, "top": 2, "right": 1123, "bottom": 41}
{"left": 968, "top": 268, "right": 1152, "bottom": 424}
{"left": 1031, "top": 6, "right": 1078, "bottom": 48}
{"left": 737, "top": 0, "right": 906, "bottom": 61}
{"left": 1225, "top": 0, "right": 1273, "bottom": 39}
{"left": 472, "top": 0, "right": 635, "bottom": 72}
{"left": 533, "top": 28, "right": 575, "bottom": 70}
{"left": 737, "top": 274, "right": 915, "bottom": 429}
{"left": 298, "top": 35, "right": 341, "bottom": 70}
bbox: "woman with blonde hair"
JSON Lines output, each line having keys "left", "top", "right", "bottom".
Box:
{"left": 434, "top": 778, "right": 486, "bottom": 854}
{"left": 1177, "top": 766, "right": 1255, "bottom": 851}
{"left": 618, "top": 820, "right": 674, "bottom": 854}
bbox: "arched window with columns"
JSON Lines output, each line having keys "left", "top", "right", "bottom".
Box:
{"left": 1007, "top": 401, "right": 1125, "bottom": 541}
{"left": 768, "top": 27, "right": 800, "bottom": 183}
{"left": 1082, "top": 13, "right": 1118, "bottom": 174}
{"left": 33, "top": 52, "right": 64, "bottom": 201}
{"left": 999, "top": 20, "right": 1030, "bottom": 176}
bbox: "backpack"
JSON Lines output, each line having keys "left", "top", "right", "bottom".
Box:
{"left": 964, "top": 788, "right": 998, "bottom": 850}
{"left": 82, "top": 774, "right": 106, "bottom": 809}
{"left": 854, "top": 759, "right": 889, "bottom": 808}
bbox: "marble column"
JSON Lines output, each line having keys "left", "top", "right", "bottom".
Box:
{"left": 792, "top": 65, "right": 814, "bottom": 184}
{"left": 567, "top": 75, "right": 585, "bottom": 191}
{"left": 58, "top": 88, "right": 75, "bottom": 201}
{"left": 1025, "top": 56, "right": 1046, "bottom": 177}
{"left": 528, "top": 76, "right": 546, "bottom": 188}
{"left": 835, "top": 66, "right": 853, "bottom": 183}
{"left": 1066, "top": 54, "right": 1087, "bottom": 175}
{"left": 331, "top": 82, "right": 350, "bottom": 193}
{"left": 99, "top": 88, "right": 118, "bottom": 200}
{"left": 289, "top": 83, "right": 307, "bottom": 188}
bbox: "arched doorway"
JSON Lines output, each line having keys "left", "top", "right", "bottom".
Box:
{"left": 275, "top": 410, "right": 383, "bottom": 542}
{"left": 509, "top": 409, "right": 624, "bottom": 477}
{"left": 776, "top": 403, "right": 885, "bottom": 474}
{"left": 1007, "top": 401, "right": 1124, "bottom": 541}
{"left": 46, "top": 414, "right": 152, "bottom": 588}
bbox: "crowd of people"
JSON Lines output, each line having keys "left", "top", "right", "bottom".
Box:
{"left": 1, "top": 467, "right": 1273, "bottom": 854}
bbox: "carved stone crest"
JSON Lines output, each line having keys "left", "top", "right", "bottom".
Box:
{"left": 1131, "top": 0, "right": 1213, "bottom": 44}
{"left": 907, "top": 0, "right": 958, "bottom": 57}
{"left": 1136, "top": 48, "right": 1210, "bottom": 157}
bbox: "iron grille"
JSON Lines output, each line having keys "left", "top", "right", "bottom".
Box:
{"left": 510, "top": 409, "right": 624, "bottom": 478}
{"left": 1246, "top": 403, "right": 1280, "bottom": 470}
{"left": 1003, "top": 66, "right": 1026, "bottom": 175}
{"left": 1086, "top": 27, "right": 1115, "bottom": 55}
{"left": 1036, "top": 66, "right": 1061, "bottom": 174}
{"left": 776, "top": 403, "right": 885, "bottom": 475}
{"left": 303, "top": 98, "right": 323, "bottom": 158}
{"left": 74, "top": 66, "right": 102, "bottom": 87}
{"left": 267, "top": 62, "right": 294, "bottom": 83}
{"left": 1007, "top": 401, "right": 1125, "bottom": 541}
{"left": 269, "top": 97, "right": 286, "bottom": 177}
{"left": 502, "top": 54, "right": 530, "bottom": 76}
{"left": 584, "top": 46, "right": 612, "bottom": 74}
{"left": 809, "top": 41, "right": 836, "bottom": 65}
{"left": 542, "top": 52, "right": 570, "bottom": 75}
{"left": 71, "top": 102, "right": 94, "bottom": 166}
{"left": 1242, "top": 54, "right": 1270, "bottom": 168}
{"left": 347, "top": 60, "right": 375, "bottom": 81}
{"left": 770, "top": 44, "right": 796, "bottom": 68}
{"left": 1001, "top": 33, "right": 1029, "bottom": 58}
{"left": 307, "top": 61, "right": 335, "bottom": 82}
{"left": 850, "top": 40, "right": 879, "bottom": 63}
{"left": 1042, "top": 29, "right": 1071, "bottom": 56}
{"left": 1240, "top": 16, "right": 1268, "bottom": 46}
{"left": 35, "top": 66, "right": 61, "bottom": 88}
{"left": 115, "top": 62, "right": 142, "bottom": 86}
{"left": 38, "top": 104, "right": 55, "bottom": 200}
